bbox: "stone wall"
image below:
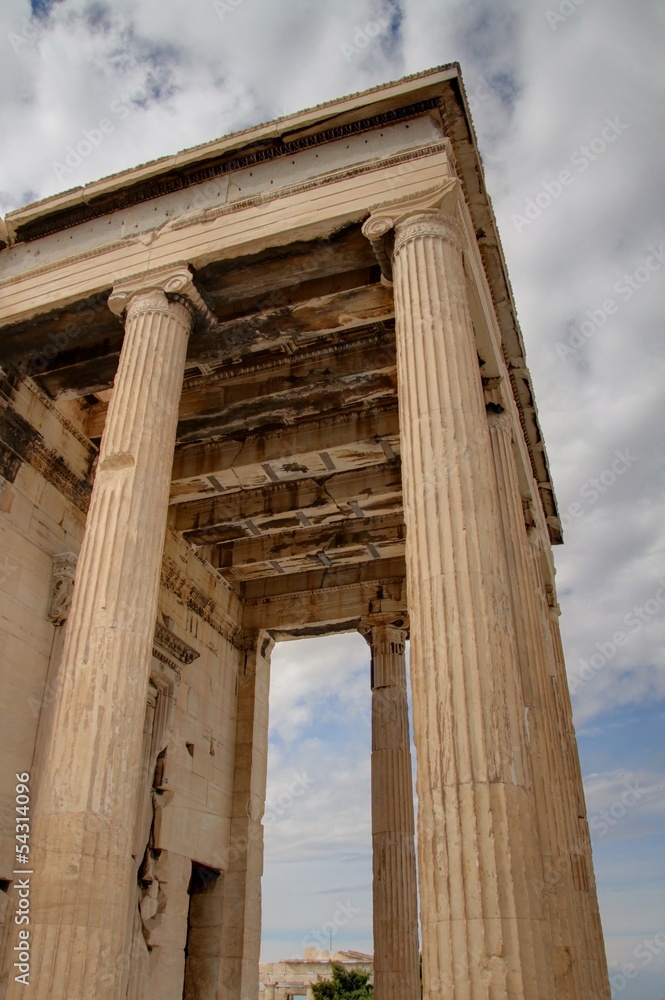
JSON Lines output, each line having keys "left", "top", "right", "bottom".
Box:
{"left": 0, "top": 371, "right": 246, "bottom": 1000}
{"left": 0, "top": 369, "right": 93, "bottom": 994}
{"left": 141, "top": 531, "right": 244, "bottom": 1000}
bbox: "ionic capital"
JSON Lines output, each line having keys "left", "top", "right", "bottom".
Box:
{"left": 358, "top": 613, "right": 409, "bottom": 646}
{"left": 364, "top": 623, "right": 408, "bottom": 691}
{"left": 108, "top": 262, "right": 217, "bottom": 333}
{"left": 374, "top": 624, "right": 407, "bottom": 660}
{"left": 361, "top": 177, "right": 467, "bottom": 278}
{"left": 359, "top": 619, "right": 408, "bottom": 653}
{"left": 393, "top": 210, "right": 466, "bottom": 257}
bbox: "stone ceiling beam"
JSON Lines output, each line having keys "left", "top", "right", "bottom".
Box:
{"left": 198, "top": 226, "right": 375, "bottom": 308}
{"left": 187, "top": 280, "right": 395, "bottom": 367}
{"left": 0, "top": 227, "right": 374, "bottom": 376}
{"left": 245, "top": 582, "right": 408, "bottom": 640}
{"left": 180, "top": 336, "right": 396, "bottom": 415}
{"left": 27, "top": 281, "right": 393, "bottom": 401}
{"left": 86, "top": 331, "right": 396, "bottom": 439}
{"left": 170, "top": 406, "right": 400, "bottom": 504}
{"left": 204, "top": 513, "right": 406, "bottom": 581}
{"left": 242, "top": 556, "right": 406, "bottom": 604}
{"left": 173, "top": 368, "right": 398, "bottom": 446}
{"left": 174, "top": 461, "right": 403, "bottom": 544}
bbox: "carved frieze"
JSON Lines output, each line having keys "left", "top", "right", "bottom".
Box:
{"left": 47, "top": 551, "right": 78, "bottom": 624}
{"left": 153, "top": 622, "right": 199, "bottom": 665}
{"left": 49, "top": 552, "right": 201, "bottom": 662}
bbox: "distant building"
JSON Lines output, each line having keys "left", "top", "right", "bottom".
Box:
{"left": 259, "top": 950, "right": 373, "bottom": 1000}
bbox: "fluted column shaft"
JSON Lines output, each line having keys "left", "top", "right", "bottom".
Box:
{"left": 219, "top": 632, "right": 274, "bottom": 1000}
{"left": 375, "top": 197, "right": 552, "bottom": 1000}
{"left": 487, "top": 408, "right": 610, "bottom": 998}
{"left": 542, "top": 590, "right": 611, "bottom": 998}
{"left": 7, "top": 284, "right": 192, "bottom": 1000}
{"left": 368, "top": 624, "right": 420, "bottom": 1000}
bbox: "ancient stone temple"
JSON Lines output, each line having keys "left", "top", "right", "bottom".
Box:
{"left": 0, "top": 65, "right": 611, "bottom": 999}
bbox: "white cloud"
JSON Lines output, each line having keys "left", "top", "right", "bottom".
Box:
{"left": 584, "top": 769, "right": 665, "bottom": 844}
{"left": 263, "top": 635, "right": 373, "bottom": 959}
{"left": 268, "top": 634, "right": 370, "bottom": 745}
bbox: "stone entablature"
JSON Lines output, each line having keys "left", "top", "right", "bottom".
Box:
{"left": 0, "top": 67, "right": 559, "bottom": 546}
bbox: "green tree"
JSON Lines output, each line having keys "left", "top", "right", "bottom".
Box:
{"left": 312, "top": 963, "right": 373, "bottom": 1000}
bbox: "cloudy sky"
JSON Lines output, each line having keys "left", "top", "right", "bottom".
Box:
{"left": 1, "top": 0, "right": 664, "bottom": 995}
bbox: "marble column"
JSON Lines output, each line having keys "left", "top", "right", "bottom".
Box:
{"left": 487, "top": 402, "right": 612, "bottom": 998}
{"left": 364, "top": 622, "right": 420, "bottom": 1000}
{"left": 363, "top": 180, "right": 552, "bottom": 1000}
{"left": 219, "top": 631, "right": 274, "bottom": 1000}
{"left": 542, "top": 587, "right": 611, "bottom": 999}
{"left": 7, "top": 267, "right": 194, "bottom": 1000}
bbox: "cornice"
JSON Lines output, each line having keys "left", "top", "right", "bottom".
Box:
{"left": 161, "top": 554, "right": 244, "bottom": 647}
{"left": 10, "top": 101, "right": 442, "bottom": 244}
{"left": 0, "top": 143, "right": 448, "bottom": 296}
